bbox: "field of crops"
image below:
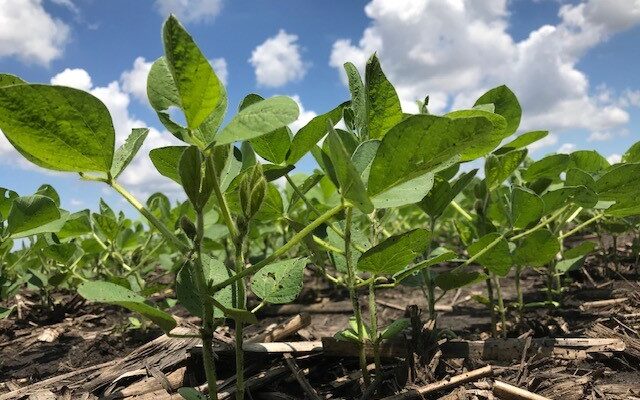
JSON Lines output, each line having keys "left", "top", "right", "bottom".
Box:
{"left": 0, "top": 15, "right": 639, "bottom": 400}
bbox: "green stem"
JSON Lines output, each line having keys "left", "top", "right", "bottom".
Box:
{"left": 558, "top": 213, "right": 604, "bottom": 240}
{"left": 484, "top": 269, "right": 498, "bottom": 338}
{"left": 208, "top": 155, "right": 238, "bottom": 240}
{"left": 233, "top": 231, "right": 247, "bottom": 400}
{"left": 344, "top": 206, "right": 370, "bottom": 387}
{"left": 450, "top": 200, "right": 473, "bottom": 221}
{"left": 193, "top": 209, "right": 219, "bottom": 400}
{"left": 369, "top": 278, "right": 381, "bottom": 378}
{"left": 209, "top": 204, "right": 344, "bottom": 293}
{"left": 110, "top": 181, "right": 189, "bottom": 253}
{"left": 515, "top": 266, "right": 523, "bottom": 316}
{"left": 492, "top": 274, "right": 507, "bottom": 338}
{"left": 511, "top": 206, "right": 568, "bottom": 241}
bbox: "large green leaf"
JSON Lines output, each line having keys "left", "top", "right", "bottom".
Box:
{"left": 286, "top": 102, "right": 346, "bottom": 164}
{"left": 162, "top": 15, "right": 226, "bottom": 131}
{"left": 368, "top": 113, "right": 502, "bottom": 197}
{"left": 435, "top": 270, "right": 488, "bottom": 291}
{"left": 594, "top": 163, "right": 640, "bottom": 216}
{"left": 0, "top": 84, "right": 114, "bottom": 172}
{"left": 512, "top": 187, "right": 543, "bottom": 229}
{"left": 393, "top": 247, "right": 456, "bottom": 283}
{"left": 474, "top": 85, "right": 521, "bottom": 136}
{"left": 251, "top": 258, "right": 307, "bottom": 304}
{"left": 467, "top": 233, "right": 512, "bottom": 276}
{"left": 365, "top": 54, "right": 403, "bottom": 139}
{"left": 542, "top": 186, "right": 598, "bottom": 213}
{"left": 324, "top": 127, "right": 374, "bottom": 213}
{"left": 78, "top": 281, "right": 176, "bottom": 333}
{"left": 512, "top": 229, "right": 559, "bottom": 267}
{"left": 0, "top": 187, "right": 18, "bottom": 220}
{"left": 357, "top": 229, "right": 430, "bottom": 275}
{"left": 371, "top": 171, "right": 435, "bottom": 209}
{"left": 215, "top": 96, "right": 299, "bottom": 145}
{"left": 568, "top": 150, "right": 609, "bottom": 173}
{"left": 6, "top": 195, "right": 60, "bottom": 237}
{"left": 149, "top": 146, "right": 187, "bottom": 184}
{"left": 522, "top": 154, "right": 569, "bottom": 182}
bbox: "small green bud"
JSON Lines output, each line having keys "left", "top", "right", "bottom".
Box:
{"left": 179, "top": 216, "right": 197, "bottom": 240}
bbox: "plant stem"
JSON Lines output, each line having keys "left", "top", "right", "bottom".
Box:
{"left": 421, "top": 218, "right": 437, "bottom": 321}
{"left": 208, "top": 156, "right": 239, "bottom": 240}
{"left": 110, "top": 181, "right": 189, "bottom": 253}
{"left": 484, "top": 269, "right": 498, "bottom": 338}
{"left": 233, "top": 231, "right": 247, "bottom": 400}
{"left": 344, "top": 206, "right": 370, "bottom": 387}
{"left": 193, "top": 209, "right": 219, "bottom": 400}
{"left": 558, "top": 213, "right": 604, "bottom": 239}
{"left": 209, "top": 204, "right": 344, "bottom": 293}
{"left": 491, "top": 274, "right": 507, "bottom": 338}
{"left": 450, "top": 200, "right": 473, "bottom": 221}
{"left": 368, "top": 277, "right": 382, "bottom": 378}
{"left": 515, "top": 266, "right": 523, "bottom": 316}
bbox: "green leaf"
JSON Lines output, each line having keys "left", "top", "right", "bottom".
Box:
{"left": 251, "top": 258, "right": 307, "bottom": 304}
{"left": 177, "top": 255, "right": 234, "bottom": 319}
{"left": 0, "top": 84, "right": 114, "bottom": 172}
{"left": 512, "top": 229, "right": 559, "bottom": 267}
{"left": 494, "top": 130, "right": 548, "bottom": 155}
{"left": 379, "top": 318, "right": 410, "bottom": 340}
{"left": 467, "top": 233, "right": 512, "bottom": 276}
{"left": 324, "top": 126, "right": 374, "bottom": 213}
{"left": 343, "top": 62, "right": 366, "bottom": 135}
{"left": 542, "top": 186, "right": 598, "bottom": 213}
{"left": 512, "top": 187, "right": 543, "bottom": 229}
{"left": 250, "top": 127, "right": 291, "bottom": 165}
{"left": 179, "top": 146, "right": 205, "bottom": 209}
{"left": 92, "top": 213, "right": 120, "bottom": 241}
{"left": 111, "top": 128, "right": 149, "bottom": 178}
{"left": 420, "top": 170, "right": 477, "bottom": 218}
{"left": 522, "top": 154, "right": 569, "bottom": 182}
{"left": 367, "top": 114, "right": 502, "bottom": 197}
{"left": 622, "top": 141, "right": 640, "bottom": 163}
{"left": 254, "top": 183, "right": 283, "bottom": 221}
{"left": 357, "top": 229, "right": 430, "bottom": 275}
{"left": 351, "top": 140, "right": 380, "bottom": 183}
{"left": 371, "top": 170, "right": 435, "bottom": 209}
{"left": 473, "top": 85, "right": 521, "bottom": 136}
{"left": 485, "top": 150, "right": 527, "bottom": 190}
{"left": 594, "top": 163, "right": 640, "bottom": 217}
{"left": 564, "top": 241, "right": 596, "bottom": 259}
{"left": 149, "top": 146, "right": 187, "bottom": 184}
{"left": 286, "top": 102, "right": 346, "bottom": 164}
{"left": 163, "top": 15, "right": 226, "bottom": 131}
{"left": 43, "top": 242, "right": 83, "bottom": 265}
{"left": 0, "top": 187, "right": 18, "bottom": 220}
{"left": 393, "top": 247, "right": 456, "bottom": 283}
{"left": 215, "top": 96, "right": 299, "bottom": 145}
{"left": 568, "top": 150, "right": 609, "bottom": 173}
{"left": 239, "top": 164, "right": 267, "bottom": 220}
{"left": 565, "top": 168, "right": 595, "bottom": 189}
{"left": 78, "top": 281, "right": 176, "bottom": 333}
{"left": 445, "top": 110, "right": 509, "bottom": 160}
{"left": 7, "top": 195, "right": 60, "bottom": 237}
{"left": 435, "top": 270, "right": 488, "bottom": 291}
{"left": 365, "top": 54, "right": 403, "bottom": 139}
{"left": 57, "top": 210, "right": 92, "bottom": 240}
{"left": 36, "top": 184, "right": 60, "bottom": 207}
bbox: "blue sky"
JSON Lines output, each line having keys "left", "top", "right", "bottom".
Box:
{"left": 0, "top": 0, "right": 638, "bottom": 213}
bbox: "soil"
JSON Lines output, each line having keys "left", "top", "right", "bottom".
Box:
{"left": 1, "top": 235, "right": 639, "bottom": 399}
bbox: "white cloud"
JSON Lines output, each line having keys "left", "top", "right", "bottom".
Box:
{"left": 51, "top": 0, "right": 80, "bottom": 16}
{"left": 0, "top": 0, "right": 70, "bottom": 65}
{"left": 558, "top": 143, "right": 576, "bottom": 153}
{"left": 121, "top": 56, "right": 228, "bottom": 105}
{"left": 154, "top": 0, "right": 223, "bottom": 23}
{"left": 51, "top": 68, "right": 93, "bottom": 91}
{"left": 250, "top": 30, "right": 308, "bottom": 87}
{"left": 607, "top": 153, "right": 622, "bottom": 164}
{"left": 121, "top": 57, "right": 153, "bottom": 104}
{"left": 528, "top": 133, "right": 559, "bottom": 152}
{"left": 329, "top": 0, "right": 640, "bottom": 139}
{"left": 210, "top": 57, "right": 228, "bottom": 86}
{"left": 288, "top": 95, "right": 317, "bottom": 133}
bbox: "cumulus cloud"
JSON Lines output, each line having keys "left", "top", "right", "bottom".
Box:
{"left": 0, "top": 0, "right": 70, "bottom": 65}
{"left": 154, "top": 0, "right": 223, "bottom": 23}
{"left": 558, "top": 143, "right": 577, "bottom": 154}
{"left": 250, "top": 30, "right": 308, "bottom": 87}
{"left": 121, "top": 56, "right": 228, "bottom": 105}
{"left": 329, "top": 0, "right": 640, "bottom": 138}
{"left": 50, "top": 68, "right": 93, "bottom": 91}
{"left": 288, "top": 95, "right": 317, "bottom": 133}
{"left": 607, "top": 153, "right": 622, "bottom": 164}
